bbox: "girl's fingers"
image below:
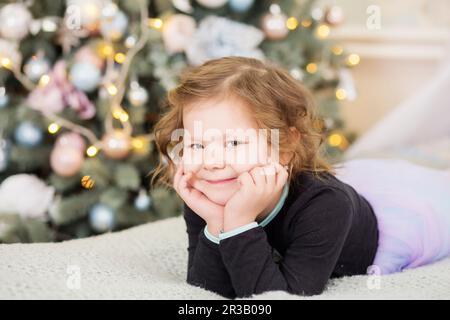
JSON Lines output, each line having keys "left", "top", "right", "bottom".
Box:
{"left": 250, "top": 166, "right": 266, "bottom": 188}
{"left": 238, "top": 171, "right": 255, "bottom": 189}
{"left": 178, "top": 171, "right": 193, "bottom": 198}
{"left": 263, "top": 164, "right": 276, "bottom": 191}
{"left": 173, "top": 163, "right": 183, "bottom": 192}
{"left": 274, "top": 163, "right": 289, "bottom": 190}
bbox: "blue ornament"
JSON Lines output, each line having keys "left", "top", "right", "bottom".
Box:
{"left": 100, "top": 10, "right": 128, "bottom": 41}
{"left": 69, "top": 62, "right": 101, "bottom": 92}
{"left": 14, "top": 121, "right": 43, "bottom": 148}
{"left": 89, "top": 203, "right": 116, "bottom": 233}
{"left": 0, "top": 87, "right": 9, "bottom": 108}
{"left": 134, "top": 190, "right": 152, "bottom": 212}
{"left": 229, "top": 0, "right": 254, "bottom": 12}
{"left": 0, "top": 138, "right": 11, "bottom": 172}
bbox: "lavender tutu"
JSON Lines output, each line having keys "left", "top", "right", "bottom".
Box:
{"left": 334, "top": 158, "right": 450, "bottom": 275}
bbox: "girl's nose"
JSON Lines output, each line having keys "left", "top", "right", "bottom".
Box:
{"left": 203, "top": 144, "right": 225, "bottom": 170}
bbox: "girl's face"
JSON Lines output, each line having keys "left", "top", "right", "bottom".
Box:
{"left": 181, "top": 97, "right": 272, "bottom": 206}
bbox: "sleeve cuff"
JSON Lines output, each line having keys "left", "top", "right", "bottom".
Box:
{"left": 204, "top": 222, "right": 259, "bottom": 244}
{"left": 203, "top": 226, "right": 220, "bottom": 244}
{"left": 219, "top": 222, "right": 259, "bottom": 241}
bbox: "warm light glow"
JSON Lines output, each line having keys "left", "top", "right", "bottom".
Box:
{"left": 106, "top": 83, "right": 118, "bottom": 96}
{"left": 328, "top": 133, "right": 343, "bottom": 147}
{"left": 335, "top": 88, "right": 347, "bottom": 100}
{"left": 132, "top": 137, "right": 145, "bottom": 150}
{"left": 332, "top": 45, "right": 343, "bottom": 55}
{"left": 39, "top": 74, "right": 51, "bottom": 87}
{"left": 347, "top": 53, "right": 360, "bottom": 66}
{"left": 86, "top": 145, "right": 98, "bottom": 157}
{"left": 114, "top": 52, "right": 126, "bottom": 64}
{"left": 48, "top": 123, "right": 60, "bottom": 134}
{"left": 306, "top": 63, "right": 318, "bottom": 74}
{"left": 0, "top": 56, "right": 12, "bottom": 69}
{"left": 286, "top": 17, "right": 299, "bottom": 30}
{"left": 97, "top": 42, "right": 114, "bottom": 58}
{"left": 301, "top": 19, "right": 312, "bottom": 28}
{"left": 112, "top": 108, "right": 129, "bottom": 122}
{"left": 316, "top": 24, "right": 330, "bottom": 39}
{"left": 148, "top": 18, "right": 163, "bottom": 29}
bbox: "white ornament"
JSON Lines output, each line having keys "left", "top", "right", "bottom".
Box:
{"left": 172, "top": 0, "right": 193, "bottom": 13}
{"left": 162, "top": 14, "right": 196, "bottom": 54}
{"left": 100, "top": 8, "right": 128, "bottom": 41}
{"left": 66, "top": 0, "right": 103, "bottom": 30}
{"left": 127, "top": 81, "right": 149, "bottom": 107}
{"left": 197, "top": 0, "right": 228, "bottom": 8}
{"left": 69, "top": 62, "right": 102, "bottom": 92}
{"left": 186, "top": 16, "right": 265, "bottom": 66}
{"left": 0, "top": 174, "right": 55, "bottom": 220}
{"left": 0, "top": 3, "right": 32, "bottom": 40}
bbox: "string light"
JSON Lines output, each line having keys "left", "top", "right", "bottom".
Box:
{"left": 114, "top": 52, "right": 126, "bottom": 64}
{"left": 39, "top": 74, "right": 51, "bottom": 87}
{"left": 346, "top": 53, "right": 360, "bottom": 66}
{"left": 327, "top": 133, "right": 348, "bottom": 150}
{"left": 301, "top": 19, "right": 312, "bottom": 28}
{"left": 148, "top": 18, "right": 163, "bottom": 29}
{"left": 106, "top": 83, "right": 118, "bottom": 96}
{"left": 86, "top": 145, "right": 99, "bottom": 157}
{"left": 335, "top": 88, "right": 347, "bottom": 100}
{"left": 286, "top": 17, "right": 299, "bottom": 30}
{"left": 48, "top": 122, "right": 60, "bottom": 134}
{"left": 315, "top": 24, "right": 330, "bottom": 39}
{"left": 112, "top": 108, "right": 129, "bottom": 122}
{"left": 0, "top": 56, "right": 12, "bottom": 69}
{"left": 306, "top": 63, "right": 318, "bottom": 74}
{"left": 332, "top": 45, "right": 344, "bottom": 55}
{"left": 97, "top": 42, "right": 114, "bottom": 58}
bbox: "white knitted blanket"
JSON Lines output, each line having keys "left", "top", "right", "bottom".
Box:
{"left": 1, "top": 216, "right": 449, "bottom": 300}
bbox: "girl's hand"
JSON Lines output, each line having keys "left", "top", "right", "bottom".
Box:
{"left": 223, "top": 162, "right": 288, "bottom": 231}
{"left": 173, "top": 162, "right": 224, "bottom": 228}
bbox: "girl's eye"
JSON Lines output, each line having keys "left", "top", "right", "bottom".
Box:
{"left": 189, "top": 143, "right": 204, "bottom": 150}
{"left": 226, "top": 140, "right": 243, "bottom": 148}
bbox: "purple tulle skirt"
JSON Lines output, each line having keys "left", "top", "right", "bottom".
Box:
{"left": 334, "top": 158, "right": 450, "bottom": 275}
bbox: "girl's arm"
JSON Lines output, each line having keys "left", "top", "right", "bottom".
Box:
{"left": 218, "top": 188, "right": 354, "bottom": 297}
{"left": 183, "top": 204, "right": 236, "bottom": 298}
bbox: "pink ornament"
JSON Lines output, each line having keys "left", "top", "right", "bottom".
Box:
{"left": 74, "top": 46, "right": 104, "bottom": 69}
{"left": 260, "top": 4, "right": 289, "bottom": 40}
{"left": 50, "top": 146, "right": 84, "bottom": 177}
{"left": 55, "top": 132, "right": 86, "bottom": 153}
{"left": 27, "top": 60, "right": 96, "bottom": 119}
{"left": 101, "top": 130, "right": 131, "bottom": 159}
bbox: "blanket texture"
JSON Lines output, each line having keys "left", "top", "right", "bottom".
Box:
{"left": 0, "top": 216, "right": 449, "bottom": 300}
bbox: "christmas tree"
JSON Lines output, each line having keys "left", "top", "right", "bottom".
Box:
{"left": 0, "top": 0, "right": 359, "bottom": 243}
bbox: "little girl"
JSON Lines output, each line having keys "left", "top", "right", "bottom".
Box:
{"left": 151, "top": 56, "right": 450, "bottom": 299}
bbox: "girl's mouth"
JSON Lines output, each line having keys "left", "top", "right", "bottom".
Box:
{"left": 205, "top": 177, "right": 237, "bottom": 185}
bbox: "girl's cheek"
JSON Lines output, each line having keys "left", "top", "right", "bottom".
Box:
{"left": 182, "top": 152, "right": 202, "bottom": 173}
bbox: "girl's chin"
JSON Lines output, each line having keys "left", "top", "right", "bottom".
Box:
{"left": 203, "top": 191, "right": 235, "bottom": 206}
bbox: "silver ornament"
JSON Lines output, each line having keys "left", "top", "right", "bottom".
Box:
{"left": 0, "top": 138, "right": 11, "bottom": 172}
{"left": 0, "top": 87, "right": 9, "bottom": 108}
{"left": 24, "top": 54, "right": 51, "bottom": 82}
{"left": 134, "top": 189, "right": 152, "bottom": 211}
{"left": 88, "top": 203, "right": 116, "bottom": 233}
